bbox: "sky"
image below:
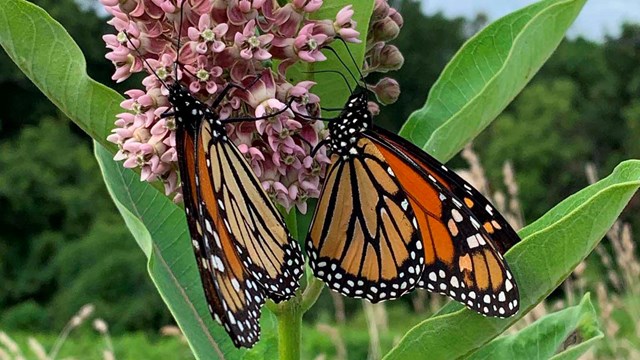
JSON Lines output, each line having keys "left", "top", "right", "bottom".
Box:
{"left": 419, "top": 0, "right": 640, "bottom": 42}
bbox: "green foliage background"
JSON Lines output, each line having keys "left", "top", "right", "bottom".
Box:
{"left": 0, "top": 0, "right": 639, "bottom": 358}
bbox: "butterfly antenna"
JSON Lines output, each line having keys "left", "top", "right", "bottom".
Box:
{"left": 336, "top": 37, "right": 366, "bottom": 84}
{"left": 293, "top": 135, "right": 329, "bottom": 158}
{"left": 310, "top": 139, "right": 330, "bottom": 157}
{"left": 211, "top": 73, "right": 264, "bottom": 109}
{"left": 174, "top": 0, "right": 186, "bottom": 82}
{"left": 221, "top": 98, "right": 296, "bottom": 123}
{"left": 123, "top": 31, "right": 169, "bottom": 90}
{"left": 302, "top": 70, "right": 352, "bottom": 93}
{"left": 323, "top": 46, "right": 360, "bottom": 86}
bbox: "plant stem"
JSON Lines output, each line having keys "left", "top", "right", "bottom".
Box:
{"left": 273, "top": 209, "right": 326, "bottom": 359}
{"left": 301, "top": 277, "right": 325, "bottom": 312}
{"left": 276, "top": 299, "right": 302, "bottom": 360}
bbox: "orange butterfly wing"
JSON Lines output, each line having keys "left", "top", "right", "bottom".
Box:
{"left": 177, "top": 114, "right": 264, "bottom": 348}
{"left": 366, "top": 127, "right": 519, "bottom": 317}
{"left": 306, "top": 137, "right": 424, "bottom": 303}
{"left": 199, "top": 120, "right": 304, "bottom": 303}
{"left": 374, "top": 126, "right": 520, "bottom": 254}
{"left": 175, "top": 105, "right": 304, "bottom": 347}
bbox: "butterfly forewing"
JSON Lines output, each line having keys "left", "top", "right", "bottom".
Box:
{"left": 199, "top": 119, "right": 304, "bottom": 302}
{"left": 374, "top": 126, "right": 520, "bottom": 254}
{"left": 173, "top": 103, "right": 264, "bottom": 347}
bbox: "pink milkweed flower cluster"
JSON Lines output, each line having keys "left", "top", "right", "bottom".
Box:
{"left": 103, "top": 0, "right": 404, "bottom": 213}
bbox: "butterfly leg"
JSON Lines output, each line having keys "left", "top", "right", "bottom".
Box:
{"left": 159, "top": 109, "right": 175, "bottom": 118}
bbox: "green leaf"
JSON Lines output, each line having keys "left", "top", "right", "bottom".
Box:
{"left": 468, "top": 294, "right": 603, "bottom": 360}
{"left": 384, "top": 160, "right": 640, "bottom": 360}
{"left": 399, "top": 0, "right": 586, "bottom": 162}
{"left": 95, "top": 142, "right": 246, "bottom": 359}
{"left": 287, "top": 0, "right": 375, "bottom": 110}
{"left": 0, "top": 0, "right": 122, "bottom": 151}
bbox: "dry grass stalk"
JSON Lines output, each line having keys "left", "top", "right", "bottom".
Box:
{"left": 330, "top": 291, "right": 347, "bottom": 325}
{"left": 411, "top": 289, "right": 428, "bottom": 313}
{"left": 102, "top": 349, "right": 115, "bottom": 360}
{"left": 610, "top": 223, "right": 640, "bottom": 295}
{"left": 595, "top": 245, "right": 622, "bottom": 291}
{"left": 49, "top": 303, "right": 95, "bottom": 360}
{"left": 585, "top": 162, "right": 598, "bottom": 185}
{"left": 160, "top": 325, "right": 182, "bottom": 337}
{"left": 458, "top": 145, "right": 524, "bottom": 230}
{"left": 502, "top": 161, "right": 525, "bottom": 230}
{"left": 27, "top": 337, "right": 48, "bottom": 360}
{"left": 0, "top": 332, "right": 26, "bottom": 360}
{"left": 596, "top": 283, "right": 619, "bottom": 338}
{"left": 461, "top": 144, "right": 489, "bottom": 195}
{"left": 563, "top": 276, "right": 576, "bottom": 306}
{"left": 0, "top": 332, "right": 21, "bottom": 357}
{"left": 0, "top": 305, "right": 118, "bottom": 360}
{"left": 316, "top": 324, "right": 347, "bottom": 360}
{"left": 362, "top": 301, "right": 382, "bottom": 360}
{"left": 428, "top": 292, "right": 444, "bottom": 316}
{"left": 0, "top": 348, "right": 10, "bottom": 360}
{"left": 93, "top": 319, "right": 115, "bottom": 360}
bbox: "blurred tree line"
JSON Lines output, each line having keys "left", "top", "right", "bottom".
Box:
{"left": 0, "top": 0, "right": 638, "bottom": 334}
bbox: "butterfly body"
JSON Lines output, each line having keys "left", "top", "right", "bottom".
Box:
{"left": 307, "top": 86, "right": 520, "bottom": 317}
{"left": 327, "top": 88, "right": 372, "bottom": 158}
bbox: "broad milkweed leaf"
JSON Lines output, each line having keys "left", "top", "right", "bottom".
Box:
{"left": 384, "top": 160, "right": 640, "bottom": 359}
{"left": 399, "top": 0, "right": 586, "bottom": 162}
{"left": 468, "top": 294, "right": 602, "bottom": 360}
{"left": 0, "top": 0, "right": 121, "bottom": 151}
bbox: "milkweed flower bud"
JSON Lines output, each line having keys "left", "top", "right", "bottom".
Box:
{"left": 372, "top": 16, "right": 400, "bottom": 42}
{"left": 372, "top": 0, "right": 390, "bottom": 21}
{"left": 370, "top": 77, "right": 400, "bottom": 105}
{"left": 388, "top": 8, "right": 404, "bottom": 28}
{"left": 369, "top": 44, "right": 404, "bottom": 73}
{"left": 367, "top": 101, "right": 381, "bottom": 116}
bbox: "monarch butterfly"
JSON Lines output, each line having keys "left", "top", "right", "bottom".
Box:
{"left": 122, "top": 4, "right": 304, "bottom": 348}
{"left": 303, "top": 46, "right": 520, "bottom": 317}
{"left": 171, "top": 84, "right": 303, "bottom": 347}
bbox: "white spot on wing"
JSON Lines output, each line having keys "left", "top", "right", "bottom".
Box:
{"left": 467, "top": 235, "right": 480, "bottom": 249}
{"left": 485, "top": 204, "right": 494, "bottom": 215}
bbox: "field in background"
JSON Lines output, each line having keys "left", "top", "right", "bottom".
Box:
{"left": 3, "top": 148, "right": 639, "bottom": 359}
